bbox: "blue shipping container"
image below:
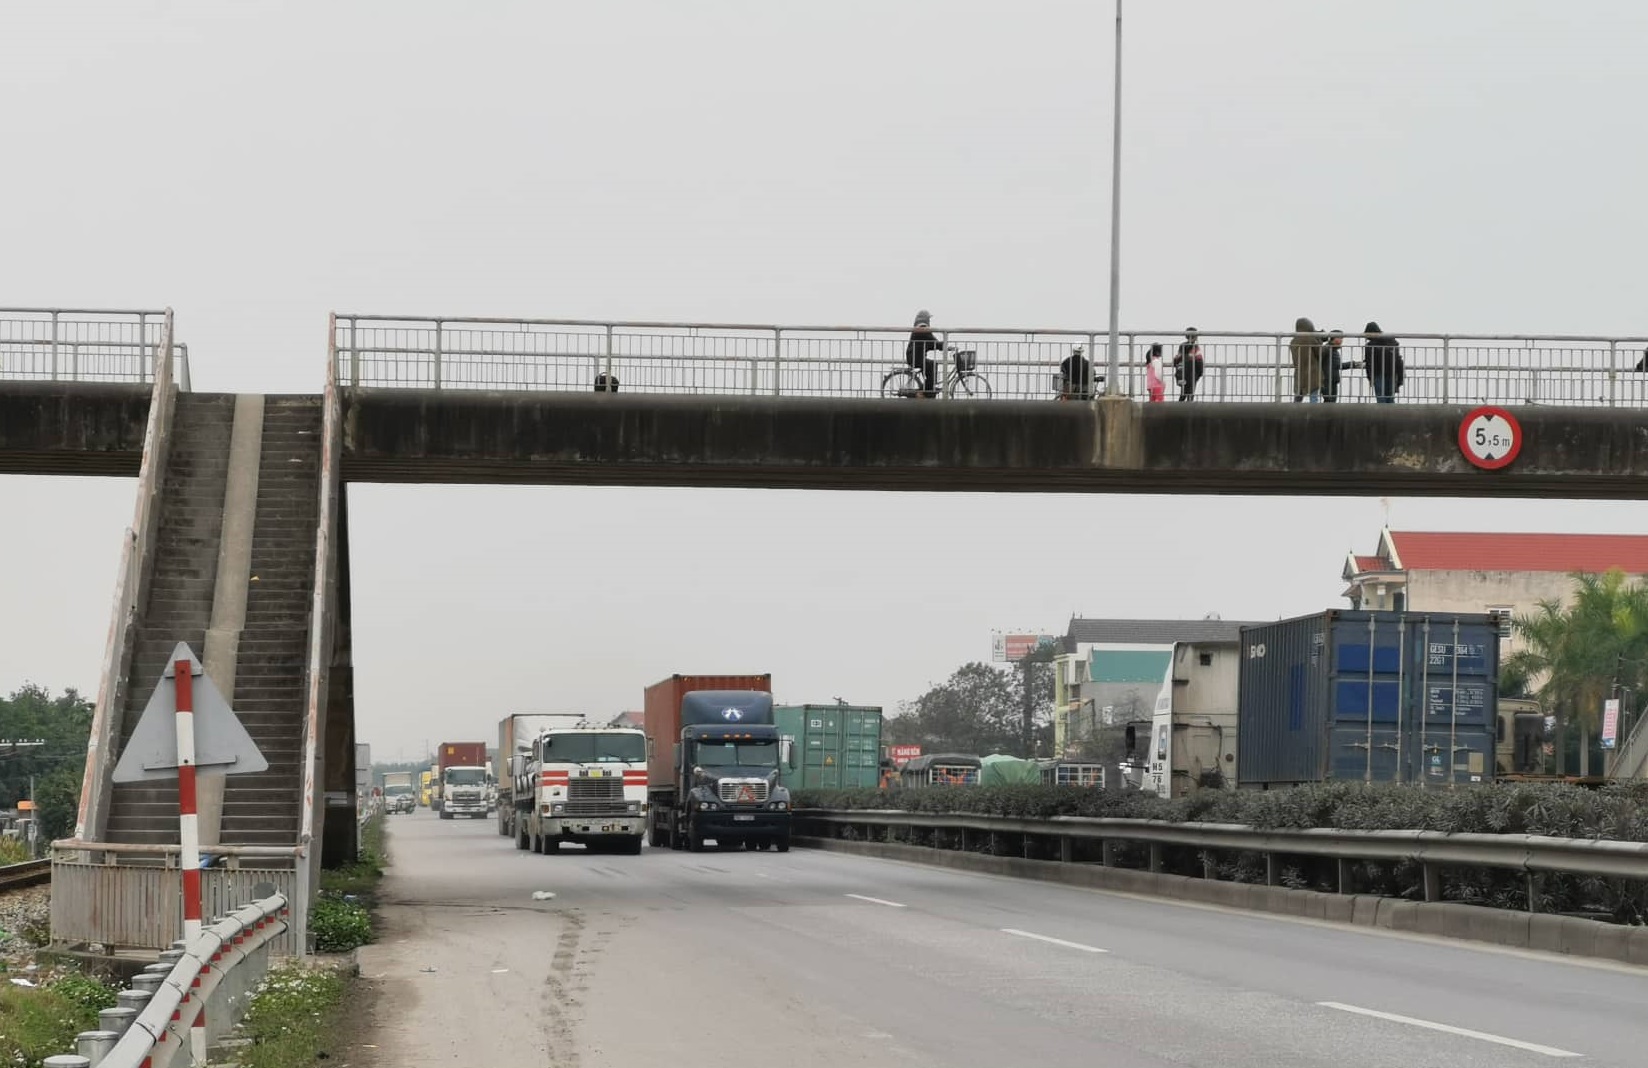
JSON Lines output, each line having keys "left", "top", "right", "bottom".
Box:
{"left": 1236, "top": 610, "right": 1503, "bottom": 787}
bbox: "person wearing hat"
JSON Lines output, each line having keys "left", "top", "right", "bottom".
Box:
{"left": 906, "top": 309, "right": 942, "bottom": 399}
{"left": 1173, "top": 328, "right": 1204, "bottom": 401}
{"left": 1058, "top": 344, "right": 1098, "bottom": 400}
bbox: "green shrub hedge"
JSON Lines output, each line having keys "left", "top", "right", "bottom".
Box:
{"left": 793, "top": 782, "right": 1648, "bottom": 921}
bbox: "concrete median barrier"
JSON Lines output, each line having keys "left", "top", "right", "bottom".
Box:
{"left": 796, "top": 835, "right": 1645, "bottom": 967}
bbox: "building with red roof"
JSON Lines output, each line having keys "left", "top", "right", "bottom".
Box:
{"left": 1342, "top": 529, "right": 1648, "bottom": 654}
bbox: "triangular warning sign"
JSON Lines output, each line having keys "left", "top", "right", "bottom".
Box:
{"left": 111, "top": 642, "right": 269, "bottom": 783}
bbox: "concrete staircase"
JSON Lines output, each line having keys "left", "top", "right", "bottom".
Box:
{"left": 101, "top": 395, "right": 322, "bottom": 851}
{"left": 221, "top": 397, "right": 322, "bottom": 846}
{"left": 104, "top": 394, "right": 234, "bottom": 845}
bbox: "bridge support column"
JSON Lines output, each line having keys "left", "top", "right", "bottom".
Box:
{"left": 200, "top": 394, "right": 264, "bottom": 848}
{"left": 319, "top": 489, "right": 358, "bottom": 868}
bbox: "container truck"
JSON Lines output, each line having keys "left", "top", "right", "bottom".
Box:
{"left": 644, "top": 674, "right": 791, "bottom": 852}
{"left": 436, "top": 741, "right": 491, "bottom": 819}
{"left": 497, "top": 714, "right": 572, "bottom": 838}
{"left": 382, "top": 771, "right": 416, "bottom": 814}
{"left": 514, "top": 719, "right": 648, "bottom": 854}
{"left": 774, "top": 704, "right": 883, "bottom": 791}
{"left": 1236, "top": 610, "right": 1503, "bottom": 788}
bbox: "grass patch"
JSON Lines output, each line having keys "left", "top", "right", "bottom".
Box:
{"left": 235, "top": 961, "right": 348, "bottom": 1068}
{"left": 318, "top": 811, "right": 385, "bottom": 901}
{"left": 0, "top": 972, "right": 117, "bottom": 1066}
{"left": 0, "top": 838, "right": 31, "bottom": 864}
{"left": 311, "top": 810, "right": 385, "bottom": 952}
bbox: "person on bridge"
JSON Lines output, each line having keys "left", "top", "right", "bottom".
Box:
{"left": 1172, "top": 329, "right": 1204, "bottom": 401}
{"left": 1290, "top": 317, "right": 1323, "bottom": 402}
{"left": 1058, "top": 345, "right": 1098, "bottom": 400}
{"left": 1363, "top": 322, "right": 1404, "bottom": 403}
{"left": 1320, "top": 329, "right": 1346, "bottom": 403}
{"left": 906, "top": 309, "right": 942, "bottom": 399}
{"left": 1145, "top": 343, "right": 1166, "bottom": 402}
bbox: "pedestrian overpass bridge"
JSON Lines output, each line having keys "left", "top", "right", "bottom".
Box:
{"left": 5, "top": 307, "right": 1647, "bottom": 955}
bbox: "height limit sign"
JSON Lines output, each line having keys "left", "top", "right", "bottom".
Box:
{"left": 1458, "top": 406, "right": 1522, "bottom": 470}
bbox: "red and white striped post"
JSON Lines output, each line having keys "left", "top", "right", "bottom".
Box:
{"left": 172, "top": 657, "right": 208, "bottom": 1063}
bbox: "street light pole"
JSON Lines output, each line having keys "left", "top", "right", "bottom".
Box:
{"left": 1105, "top": 0, "right": 1124, "bottom": 393}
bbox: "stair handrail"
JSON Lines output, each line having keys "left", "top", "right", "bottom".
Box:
{"left": 1610, "top": 700, "right": 1648, "bottom": 779}
{"left": 296, "top": 316, "right": 344, "bottom": 910}
{"left": 76, "top": 308, "right": 178, "bottom": 846}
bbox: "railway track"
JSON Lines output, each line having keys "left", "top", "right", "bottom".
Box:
{"left": 0, "top": 859, "right": 50, "bottom": 892}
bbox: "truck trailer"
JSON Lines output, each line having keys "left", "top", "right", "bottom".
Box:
{"left": 496, "top": 714, "right": 574, "bottom": 839}
{"left": 645, "top": 674, "right": 792, "bottom": 852}
{"left": 1237, "top": 610, "right": 1503, "bottom": 788}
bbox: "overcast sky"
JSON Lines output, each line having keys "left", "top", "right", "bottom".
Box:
{"left": 4, "top": 1, "right": 1647, "bottom": 763}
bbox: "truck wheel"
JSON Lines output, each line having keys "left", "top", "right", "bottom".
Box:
{"left": 544, "top": 838, "right": 561, "bottom": 855}
{"left": 776, "top": 835, "right": 790, "bottom": 853}
{"left": 516, "top": 826, "right": 529, "bottom": 851}
{"left": 440, "top": 811, "right": 453, "bottom": 820}
{"left": 623, "top": 838, "right": 643, "bottom": 856}
{"left": 648, "top": 823, "right": 664, "bottom": 848}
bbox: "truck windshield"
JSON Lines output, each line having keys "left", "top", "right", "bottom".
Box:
{"left": 445, "top": 768, "right": 487, "bottom": 785}
{"left": 540, "top": 733, "right": 646, "bottom": 764}
{"left": 695, "top": 740, "right": 778, "bottom": 768}
{"left": 384, "top": 785, "right": 413, "bottom": 796}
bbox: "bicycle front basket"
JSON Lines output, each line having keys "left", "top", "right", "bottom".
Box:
{"left": 954, "top": 349, "right": 977, "bottom": 373}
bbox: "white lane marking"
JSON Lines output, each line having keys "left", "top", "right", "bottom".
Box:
{"left": 1316, "top": 1002, "right": 1582, "bottom": 1058}
{"left": 845, "top": 893, "right": 907, "bottom": 908}
{"left": 1001, "top": 928, "right": 1108, "bottom": 954}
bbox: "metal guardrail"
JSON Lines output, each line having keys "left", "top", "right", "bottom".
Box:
{"left": 45, "top": 892, "right": 289, "bottom": 1068}
{"left": 799, "top": 809, "right": 1648, "bottom": 909}
{"left": 332, "top": 313, "right": 1648, "bottom": 408}
{"left": 0, "top": 308, "right": 190, "bottom": 388}
{"left": 0, "top": 858, "right": 50, "bottom": 891}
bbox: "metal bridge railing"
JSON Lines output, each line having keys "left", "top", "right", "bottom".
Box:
{"left": 331, "top": 314, "right": 1648, "bottom": 407}
{"left": 0, "top": 308, "right": 190, "bottom": 388}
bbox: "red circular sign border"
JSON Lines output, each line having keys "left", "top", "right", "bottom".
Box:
{"left": 1458, "top": 406, "right": 1523, "bottom": 470}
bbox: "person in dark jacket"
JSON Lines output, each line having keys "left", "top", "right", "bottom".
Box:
{"left": 906, "top": 309, "right": 942, "bottom": 398}
{"left": 1363, "top": 321, "right": 1403, "bottom": 403}
{"left": 1058, "top": 345, "right": 1097, "bottom": 400}
{"left": 1173, "top": 328, "right": 1204, "bottom": 401}
{"left": 1320, "top": 330, "right": 1345, "bottom": 403}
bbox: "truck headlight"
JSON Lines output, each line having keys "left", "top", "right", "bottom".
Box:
{"left": 551, "top": 803, "right": 565, "bottom": 816}
{"left": 769, "top": 800, "right": 788, "bottom": 811}
{"left": 626, "top": 802, "right": 641, "bottom": 815}
{"left": 701, "top": 801, "right": 719, "bottom": 811}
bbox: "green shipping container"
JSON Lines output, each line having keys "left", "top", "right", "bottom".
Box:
{"left": 775, "top": 705, "right": 884, "bottom": 790}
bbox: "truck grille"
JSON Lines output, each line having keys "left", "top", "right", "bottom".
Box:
{"left": 718, "top": 779, "right": 769, "bottom": 804}
{"left": 565, "top": 776, "right": 625, "bottom": 817}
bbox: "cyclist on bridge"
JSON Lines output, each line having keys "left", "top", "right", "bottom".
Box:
{"left": 906, "top": 309, "right": 942, "bottom": 399}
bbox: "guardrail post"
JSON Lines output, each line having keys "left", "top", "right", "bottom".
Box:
{"left": 1148, "top": 843, "right": 1163, "bottom": 874}
{"left": 989, "top": 830, "right": 1001, "bottom": 856}
{"left": 1422, "top": 862, "right": 1442, "bottom": 903}
{"left": 98, "top": 1007, "right": 136, "bottom": 1036}
{"left": 959, "top": 827, "right": 968, "bottom": 852}
{"left": 76, "top": 1029, "right": 120, "bottom": 1065}
{"left": 1337, "top": 858, "right": 1355, "bottom": 895}
{"left": 1021, "top": 832, "right": 1032, "bottom": 860}
{"left": 1060, "top": 836, "right": 1073, "bottom": 864}
{"left": 1202, "top": 852, "right": 1218, "bottom": 881}
{"left": 1265, "top": 853, "right": 1280, "bottom": 886}
{"left": 1526, "top": 872, "right": 1543, "bottom": 913}
{"left": 1101, "top": 840, "right": 1117, "bottom": 867}
{"left": 432, "top": 320, "right": 444, "bottom": 389}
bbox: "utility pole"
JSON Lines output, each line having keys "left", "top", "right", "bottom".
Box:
{"left": 1104, "top": 0, "right": 1124, "bottom": 393}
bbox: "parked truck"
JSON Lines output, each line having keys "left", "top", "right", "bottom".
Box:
{"left": 514, "top": 719, "right": 648, "bottom": 854}
{"left": 436, "top": 741, "right": 491, "bottom": 819}
{"left": 497, "top": 714, "right": 569, "bottom": 839}
{"left": 382, "top": 771, "right": 416, "bottom": 814}
{"left": 645, "top": 674, "right": 791, "bottom": 852}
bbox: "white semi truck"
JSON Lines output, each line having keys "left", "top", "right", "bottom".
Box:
{"left": 497, "top": 713, "right": 567, "bottom": 840}
{"left": 513, "top": 721, "right": 648, "bottom": 855}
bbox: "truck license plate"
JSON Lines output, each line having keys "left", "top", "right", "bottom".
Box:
{"left": 734, "top": 814, "right": 755, "bottom": 822}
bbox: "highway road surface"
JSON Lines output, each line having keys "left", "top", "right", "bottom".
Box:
{"left": 352, "top": 810, "right": 1648, "bottom": 1067}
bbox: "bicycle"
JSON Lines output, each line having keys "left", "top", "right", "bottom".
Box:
{"left": 881, "top": 346, "right": 993, "bottom": 399}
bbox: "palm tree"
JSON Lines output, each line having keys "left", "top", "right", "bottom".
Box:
{"left": 1507, "top": 569, "right": 1648, "bottom": 777}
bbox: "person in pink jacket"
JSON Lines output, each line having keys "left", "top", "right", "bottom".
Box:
{"left": 1145, "top": 343, "right": 1166, "bottom": 402}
